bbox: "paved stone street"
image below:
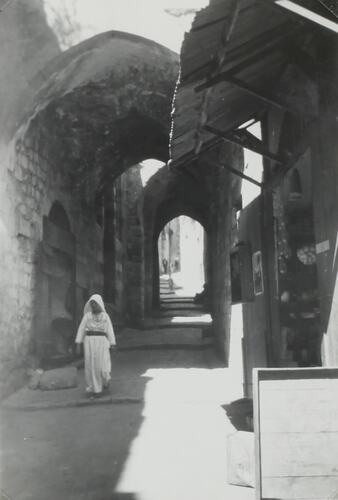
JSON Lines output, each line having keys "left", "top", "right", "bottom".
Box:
{"left": 0, "top": 345, "right": 253, "bottom": 500}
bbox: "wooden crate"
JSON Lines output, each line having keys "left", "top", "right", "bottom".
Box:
{"left": 254, "top": 368, "right": 338, "bottom": 500}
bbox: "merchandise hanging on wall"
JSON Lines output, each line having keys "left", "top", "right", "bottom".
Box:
{"left": 252, "top": 250, "right": 264, "bottom": 296}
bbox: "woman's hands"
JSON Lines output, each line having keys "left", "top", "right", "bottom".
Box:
{"left": 75, "top": 344, "right": 82, "bottom": 356}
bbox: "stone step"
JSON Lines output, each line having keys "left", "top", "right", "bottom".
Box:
{"left": 154, "top": 309, "right": 205, "bottom": 318}
{"left": 161, "top": 297, "right": 194, "bottom": 303}
{"left": 117, "top": 327, "right": 212, "bottom": 350}
{"left": 160, "top": 285, "right": 181, "bottom": 291}
{"left": 160, "top": 302, "right": 201, "bottom": 311}
{"left": 142, "top": 315, "right": 212, "bottom": 330}
{"left": 160, "top": 290, "right": 175, "bottom": 295}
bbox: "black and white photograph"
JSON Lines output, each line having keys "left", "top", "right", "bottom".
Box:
{"left": 0, "top": 0, "right": 338, "bottom": 499}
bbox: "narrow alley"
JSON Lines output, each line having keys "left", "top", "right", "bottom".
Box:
{"left": 0, "top": 298, "right": 250, "bottom": 500}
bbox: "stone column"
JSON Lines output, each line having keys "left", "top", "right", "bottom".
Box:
{"left": 103, "top": 192, "right": 116, "bottom": 303}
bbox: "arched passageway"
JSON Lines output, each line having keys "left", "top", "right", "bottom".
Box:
{"left": 158, "top": 216, "right": 206, "bottom": 299}
{"left": 1, "top": 30, "right": 178, "bottom": 372}
{"left": 102, "top": 158, "right": 166, "bottom": 325}
{"left": 0, "top": 1, "right": 255, "bottom": 399}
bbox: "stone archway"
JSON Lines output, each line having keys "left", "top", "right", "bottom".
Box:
{"left": 1, "top": 31, "right": 178, "bottom": 380}
{"left": 142, "top": 161, "right": 212, "bottom": 313}
{"left": 36, "top": 201, "right": 76, "bottom": 365}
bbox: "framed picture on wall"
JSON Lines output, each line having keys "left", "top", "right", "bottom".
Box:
{"left": 230, "top": 243, "right": 255, "bottom": 304}
{"left": 252, "top": 250, "right": 264, "bottom": 296}
{"left": 230, "top": 249, "right": 242, "bottom": 304}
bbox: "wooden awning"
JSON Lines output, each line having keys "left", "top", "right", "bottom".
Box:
{"left": 170, "top": 0, "right": 338, "bottom": 169}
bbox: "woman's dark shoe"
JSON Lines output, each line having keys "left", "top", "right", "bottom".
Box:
{"left": 91, "top": 392, "right": 103, "bottom": 399}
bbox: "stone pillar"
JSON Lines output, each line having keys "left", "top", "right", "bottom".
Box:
{"left": 103, "top": 192, "right": 116, "bottom": 303}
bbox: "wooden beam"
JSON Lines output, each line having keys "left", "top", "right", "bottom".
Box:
{"left": 238, "top": 118, "right": 259, "bottom": 130}
{"left": 204, "top": 157, "right": 263, "bottom": 188}
{"left": 169, "top": 137, "right": 222, "bottom": 169}
{"left": 193, "top": 0, "right": 242, "bottom": 155}
{"left": 204, "top": 124, "right": 284, "bottom": 164}
{"left": 196, "top": 74, "right": 313, "bottom": 117}
{"left": 259, "top": 0, "right": 338, "bottom": 35}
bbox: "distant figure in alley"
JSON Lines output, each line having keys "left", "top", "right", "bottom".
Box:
{"left": 75, "top": 294, "right": 116, "bottom": 398}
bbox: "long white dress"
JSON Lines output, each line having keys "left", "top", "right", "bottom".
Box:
{"left": 75, "top": 310, "right": 116, "bottom": 394}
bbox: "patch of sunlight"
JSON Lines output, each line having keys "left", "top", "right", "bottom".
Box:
{"left": 229, "top": 304, "right": 245, "bottom": 385}
{"left": 115, "top": 365, "right": 251, "bottom": 500}
{"left": 169, "top": 314, "right": 211, "bottom": 324}
{"left": 140, "top": 367, "right": 243, "bottom": 408}
{"left": 114, "top": 316, "right": 250, "bottom": 500}
{"left": 140, "top": 159, "right": 165, "bottom": 187}
{"left": 238, "top": 118, "right": 257, "bottom": 130}
{"left": 242, "top": 122, "right": 263, "bottom": 209}
{"left": 276, "top": 1, "right": 338, "bottom": 34}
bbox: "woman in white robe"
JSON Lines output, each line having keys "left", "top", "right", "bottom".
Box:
{"left": 75, "top": 294, "right": 116, "bottom": 397}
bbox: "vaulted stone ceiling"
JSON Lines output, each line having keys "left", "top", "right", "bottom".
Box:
{"left": 16, "top": 31, "right": 179, "bottom": 203}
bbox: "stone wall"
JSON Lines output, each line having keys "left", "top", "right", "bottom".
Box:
{"left": 0, "top": 140, "right": 38, "bottom": 397}
{"left": 0, "top": 123, "right": 105, "bottom": 396}
{"left": 208, "top": 145, "right": 242, "bottom": 363}
{"left": 101, "top": 164, "right": 149, "bottom": 326}
{"left": 0, "top": 0, "right": 58, "bottom": 397}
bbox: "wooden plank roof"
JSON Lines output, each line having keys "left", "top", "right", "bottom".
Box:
{"left": 170, "top": 0, "right": 337, "bottom": 167}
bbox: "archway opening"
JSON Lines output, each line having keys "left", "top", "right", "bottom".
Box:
{"left": 158, "top": 216, "right": 205, "bottom": 299}
{"left": 48, "top": 200, "right": 72, "bottom": 232}
{"left": 140, "top": 159, "right": 165, "bottom": 187}
{"left": 102, "top": 158, "right": 167, "bottom": 323}
{"left": 36, "top": 201, "right": 76, "bottom": 364}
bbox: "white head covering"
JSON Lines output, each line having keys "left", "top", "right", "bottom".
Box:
{"left": 84, "top": 294, "right": 106, "bottom": 314}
